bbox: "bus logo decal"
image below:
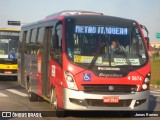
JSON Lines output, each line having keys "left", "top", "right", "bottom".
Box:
{"left": 83, "top": 73, "right": 91, "bottom": 81}
{"left": 109, "top": 86, "right": 114, "bottom": 91}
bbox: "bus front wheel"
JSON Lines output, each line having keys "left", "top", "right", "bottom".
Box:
{"left": 50, "top": 87, "right": 58, "bottom": 110}
{"left": 50, "top": 87, "right": 65, "bottom": 117}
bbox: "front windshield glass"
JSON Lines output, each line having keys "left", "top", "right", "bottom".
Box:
{"left": 0, "top": 39, "right": 18, "bottom": 59}
{"left": 65, "top": 18, "right": 148, "bottom": 69}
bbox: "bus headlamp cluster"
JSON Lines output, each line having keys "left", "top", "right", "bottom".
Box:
{"left": 66, "top": 75, "right": 73, "bottom": 82}
{"left": 144, "top": 78, "right": 150, "bottom": 83}
{"left": 142, "top": 84, "right": 148, "bottom": 90}
{"left": 65, "top": 71, "right": 78, "bottom": 90}
{"left": 142, "top": 73, "right": 151, "bottom": 90}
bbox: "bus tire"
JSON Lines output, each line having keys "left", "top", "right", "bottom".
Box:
{"left": 50, "top": 87, "right": 65, "bottom": 117}
{"left": 28, "top": 92, "right": 38, "bottom": 102}
{"left": 50, "top": 87, "right": 58, "bottom": 110}
{"left": 27, "top": 80, "right": 38, "bottom": 102}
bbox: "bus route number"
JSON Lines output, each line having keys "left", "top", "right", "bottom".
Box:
{"left": 128, "top": 76, "right": 142, "bottom": 81}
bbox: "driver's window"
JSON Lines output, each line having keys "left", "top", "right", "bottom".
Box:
{"left": 138, "top": 38, "right": 145, "bottom": 55}
{"left": 130, "top": 36, "right": 138, "bottom": 55}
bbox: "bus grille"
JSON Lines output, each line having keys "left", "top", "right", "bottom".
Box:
{"left": 82, "top": 84, "right": 137, "bottom": 94}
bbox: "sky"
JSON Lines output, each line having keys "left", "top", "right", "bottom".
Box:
{"left": 0, "top": 0, "right": 160, "bottom": 41}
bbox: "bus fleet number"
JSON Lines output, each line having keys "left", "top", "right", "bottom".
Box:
{"left": 128, "top": 76, "right": 142, "bottom": 81}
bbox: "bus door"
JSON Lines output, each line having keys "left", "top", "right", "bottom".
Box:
{"left": 41, "top": 27, "right": 53, "bottom": 97}
{"left": 49, "top": 21, "right": 63, "bottom": 96}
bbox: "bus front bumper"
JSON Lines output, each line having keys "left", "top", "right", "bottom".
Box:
{"left": 62, "top": 88, "right": 150, "bottom": 111}
{"left": 0, "top": 73, "right": 17, "bottom": 76}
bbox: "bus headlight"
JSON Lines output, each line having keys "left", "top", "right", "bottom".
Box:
{"left": 144, "top": 78, "right": 150, "bottom": 84}
{"left": 68, "top": 82, "right": 75, "bottom": 88}
{"left": 142, "top": 84, "right": 148, "bottom": 90}
{"left": 66, "top": 75, "right": 73, "bottom": 82}
{"left": 64, "top": 71, "right": 78, "bottom": 90}
{"left": 142, "top": 73, "right": 150, "bottom": 91}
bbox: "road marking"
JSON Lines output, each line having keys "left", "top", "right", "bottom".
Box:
{"left": 151, "top": 94, "right": 160, "bottom": 97}
{"left": 0, "top": 92, "right": 8, "bottom": 97}
{"left": 150, "top": 89, "right": 160, "bottom": 97}
{"left": 150, "top": 91, "right": 160, "bottom": 94}
{"left": 6, "top": 89, "right": 28, "bottom": 97}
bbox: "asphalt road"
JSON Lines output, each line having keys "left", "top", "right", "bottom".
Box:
{"left": 0, "top": 77, "right": 159, "bottom": 120}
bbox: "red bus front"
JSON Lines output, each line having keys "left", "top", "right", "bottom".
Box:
{"left": 50, "top": 15, "right": 150, "bottom": 111}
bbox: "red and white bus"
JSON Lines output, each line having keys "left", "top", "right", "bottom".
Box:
{"left": 18, "top": 11, "right": 151, "bottom": 112}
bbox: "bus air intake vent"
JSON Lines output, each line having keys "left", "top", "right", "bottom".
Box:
{"left": 82, "top": 84, "right": 137, "bottom": 94}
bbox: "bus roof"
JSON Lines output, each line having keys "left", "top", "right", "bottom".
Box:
{"left": 0, "top": 28, "right": 20, "bottom": 32}
{"left": 45, "top": 10, "right": 103, "bottom": 18}
{"left": 22, "top": 10, "right": 137, "bottom": 29}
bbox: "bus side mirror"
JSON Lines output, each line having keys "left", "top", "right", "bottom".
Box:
{"left": 145, "top": 37, "right": 150, "bottom": 50}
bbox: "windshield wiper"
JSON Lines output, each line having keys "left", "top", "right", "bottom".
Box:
{"left": 88, "top": 44, "right": 105, "bottom": 69}
{"left": 116, "top": 44, "right": 133, "bottom": 70}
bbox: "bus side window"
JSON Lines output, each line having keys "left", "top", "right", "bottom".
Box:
{"left": 37, "top": 27, "right": 45, "bottom": 55}
{"left": 30, "top": 28, "right": 37, "bottom": 55}
{"left": 19, "top": 31, "right": 27, "bottom": 54}
{"left": 25, "top": 30, "right": 31, "bottom": 54}
{"left": 18, "top": 32, "right": 23, "bottom": 54}
{"left": 51, "top": 23, "right": 62, "bottom": 65}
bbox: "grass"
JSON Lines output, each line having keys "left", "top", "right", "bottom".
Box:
{"left": 151, "top": 59, "right": 160, "bottom": 85}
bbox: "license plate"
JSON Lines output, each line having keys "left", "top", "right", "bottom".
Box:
{"left": 103, "top": 97, "right": 119, "bottom": 103}
{"left": 5, "top": 71, "right": 12, "bottom": 74}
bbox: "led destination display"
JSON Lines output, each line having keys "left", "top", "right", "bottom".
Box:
{"left": 75, "top": 25, "right": 128, "bottom": 35}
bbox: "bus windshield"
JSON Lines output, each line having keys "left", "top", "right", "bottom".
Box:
{"left": 0, "top": 39, "right": 18, "bottom": 59}
{"left": 65, "top": 18, "right": 148, "bottom": 69}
